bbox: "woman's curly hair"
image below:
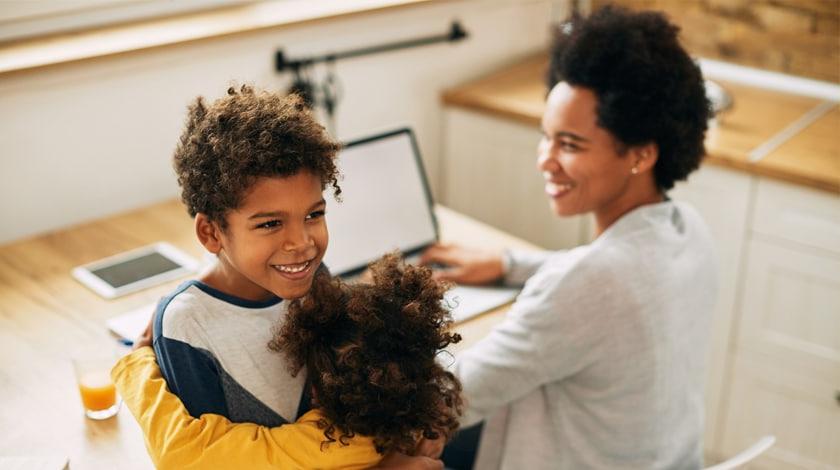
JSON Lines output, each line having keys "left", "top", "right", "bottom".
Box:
{"left": 173, "top": 85, "right": 342, "bottom": 228}
{"left": 547, "top": 6, "right": 712, "bottom": 191}
{"left": 269, "top": 253, "right": 464, "bottom": 454}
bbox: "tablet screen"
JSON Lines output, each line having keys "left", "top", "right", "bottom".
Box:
{"left": 90, "top": 252, "right": 183, "bottom": 288}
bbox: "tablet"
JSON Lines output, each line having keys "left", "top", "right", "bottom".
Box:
{"left": 72, "top": 243, "right": 199, "bottom": 299}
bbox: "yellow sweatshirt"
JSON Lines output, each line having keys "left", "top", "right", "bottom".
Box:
{"left": 112, "top": 347, "right": 381, "bottom": 470}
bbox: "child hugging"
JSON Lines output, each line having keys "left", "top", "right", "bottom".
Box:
{"left": 113, "top": 253, "right": 464, "bottom": 469}
{"left": 270, "top": 252, "right": 464, "bottom": 456}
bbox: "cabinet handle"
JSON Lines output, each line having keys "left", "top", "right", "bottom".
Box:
{"left": 836, "top": 391, "right": 840, "bottom": 406}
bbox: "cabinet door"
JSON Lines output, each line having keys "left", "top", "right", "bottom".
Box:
{"left": 723, "top": 354, "right": 840, "bottom": 469}
{"left": 722, "top": 238, "right": 840, "bottom": 468}
{"left": 442, "top": 108, "right": 588, "bottom": 249}
{"left": 671, "top": 165, "right": 752, "bottom": 456}
{"left": 737, "top": 238, "right": 840, "bottom": 376}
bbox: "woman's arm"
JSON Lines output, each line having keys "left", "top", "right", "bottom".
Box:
{"left": 419, "top": 244, "right": 554, "bottom": 287}
{"left": 452, "top": 256, "right": 605, "bottom": 426}
{"left": 112, "top": 347, "right": 380, "bottom": 470}
{"left": 502, "top": 248, "right": 555, "bottom": 286}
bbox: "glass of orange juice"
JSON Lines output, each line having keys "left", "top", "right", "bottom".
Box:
{"left": 72, "top": 350, "right": 121, "bottom": 420}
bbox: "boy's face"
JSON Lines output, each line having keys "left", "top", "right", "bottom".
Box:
{"left": 210, "top": 172, "right": 328, "bottom": 300}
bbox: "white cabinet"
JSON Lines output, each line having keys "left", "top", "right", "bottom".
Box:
{"left": 724, "top": 354, "right": 840, "bottom": 469}
{"left": 737, "top": 238, "right": 840, "bottom": 378}
{"left": 751, "top": 178, "right": 840, "bottom": 255}
{"left": 721, "top": 179, "right": 840, "bottom": 469}
{"left": 666, "top": 174, "right": 840, "bottom": 468}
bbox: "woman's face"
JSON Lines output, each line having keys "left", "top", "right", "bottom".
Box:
{"left": 537, "top": 82, "right": 640, "bottom": 220}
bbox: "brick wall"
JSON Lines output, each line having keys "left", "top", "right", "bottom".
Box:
{"left": 591, "top": 0, "right": 840, "bottom": 83}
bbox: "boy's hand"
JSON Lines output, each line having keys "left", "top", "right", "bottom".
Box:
{"left": 133, "top": 314, "right": 154, "bottom": 350}
{"left": 419, "top": 243, "right": 504, "bottom": 285}
{"left": 372, "top": 452, "right": 443, "bottom": 470}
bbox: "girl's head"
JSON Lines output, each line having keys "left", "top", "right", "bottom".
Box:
{"left": 174, "top": 86, "right": 341, "bottom": 300}
{"left": 269, "top": 253, "right": 463, "bottom": 454}
{"left": 538, "top": 6, "right": 710, "bottom": 223}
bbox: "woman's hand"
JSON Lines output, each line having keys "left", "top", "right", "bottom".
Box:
{"left": 414, "top": 435, "right": 445, "bottom": 459}
{"left": 419, "top": 243, "right": 505, "bottom": 285}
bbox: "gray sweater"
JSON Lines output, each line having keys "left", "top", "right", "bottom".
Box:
{"left": 453, "top": 201, "right": 717, "bottom": 469}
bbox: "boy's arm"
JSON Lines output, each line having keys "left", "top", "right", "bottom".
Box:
{"left": 113, "top": 348, "right": 380, "bottom": 470}
{"left": 152, "top": 295, "right": 229, "bottom": 419}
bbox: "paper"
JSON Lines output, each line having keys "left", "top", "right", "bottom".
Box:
{"left": 446, "top": 285, "right": 520, "bottom": 323}
{"left": 0, "top": 457, "right": 69, "bottom": 470}
{"left": 106, "top": 302, "right": 158, "bottom": 342}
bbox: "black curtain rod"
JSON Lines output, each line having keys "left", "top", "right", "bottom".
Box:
{"left": 275, "top": 21, "right": 468, "bottom": 72}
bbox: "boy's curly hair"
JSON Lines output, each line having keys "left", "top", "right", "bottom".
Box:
{"left": 173, "top": 85, "right": 342, "bottom": 228}
{"left": 269, "top": 253, "right": 464, "bottom": 454}
{"left": 547, "top": 6, "right": 711, "bottom": 191}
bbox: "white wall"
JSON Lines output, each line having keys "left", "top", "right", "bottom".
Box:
{"left": 0, "top": 0, "right": 554, "bottom": 244}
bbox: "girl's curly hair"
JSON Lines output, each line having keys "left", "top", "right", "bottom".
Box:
{"left": 173, "top": 85, "right": 342, "bottom": 228}
{"left": 268, "top": 253, "right": 463, "bottom": 454}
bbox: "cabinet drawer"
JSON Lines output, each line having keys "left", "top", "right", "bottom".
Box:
{"left": 752, "top": 178, "right": 840, "bottom": 254}
{"left": 722, "top": 353, "right": 840, "bottom": 469}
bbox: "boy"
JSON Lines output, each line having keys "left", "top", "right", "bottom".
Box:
{"left": 153, "top": 85, "right": 341, "bottom": 426}
{"left": 114, "top": 254, "right": 463, "bottom": 469}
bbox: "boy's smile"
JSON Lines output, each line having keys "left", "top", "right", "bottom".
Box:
{"left": 198, "top": 171, "right": 329, "bottom": 301}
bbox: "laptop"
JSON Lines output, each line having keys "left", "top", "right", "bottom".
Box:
{"left": 323, "top": 128, "right": 519, "bottom": 323}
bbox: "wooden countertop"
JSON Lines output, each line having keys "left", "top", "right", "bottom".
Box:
{"left": 443, "top": 55, "right": 840, "bottom": 194}
{"left": 0, "top": 198, "right": 533, "bottom": 469}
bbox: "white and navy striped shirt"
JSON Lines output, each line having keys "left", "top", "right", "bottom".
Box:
{"left": 153, "top": 280, "right": 309, "bottom": 426}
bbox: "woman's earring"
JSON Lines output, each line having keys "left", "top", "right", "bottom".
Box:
{"left": 631, "top": 167, "right": 639, "bottom": 175}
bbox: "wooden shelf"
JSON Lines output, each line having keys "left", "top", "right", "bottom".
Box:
{"left": 0, "top": 0, "right": 432, "bottom": 76}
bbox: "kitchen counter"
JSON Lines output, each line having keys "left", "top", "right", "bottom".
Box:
{"left": 442, "top": 55, "right": 840, "bottom": 194}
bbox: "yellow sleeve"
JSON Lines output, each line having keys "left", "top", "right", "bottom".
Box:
{"left": 112, "top": 347, "right": 381, "bottom": 470}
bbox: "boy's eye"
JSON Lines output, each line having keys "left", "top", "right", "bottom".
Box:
{"left": 256, "top": 220, "right": 282, "bottom": 229}
{"left": 306, "top": 210, "right": 326, "bottom": 221}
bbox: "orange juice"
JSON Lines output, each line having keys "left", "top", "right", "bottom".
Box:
{"left": 77, "top": 371, "right": 117, "bottom": 411}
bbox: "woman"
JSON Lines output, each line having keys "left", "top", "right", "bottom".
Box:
{"left": 423, "top": 6, "right": 717, "bottom": 469}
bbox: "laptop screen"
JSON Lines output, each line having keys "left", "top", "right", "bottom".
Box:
{"left": 323, "top": 129, "right": 438, "bottom": 276}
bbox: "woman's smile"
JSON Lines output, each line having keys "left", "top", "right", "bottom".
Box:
{"left": 543, "top": 177, "right": 576, "bottom": 198}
